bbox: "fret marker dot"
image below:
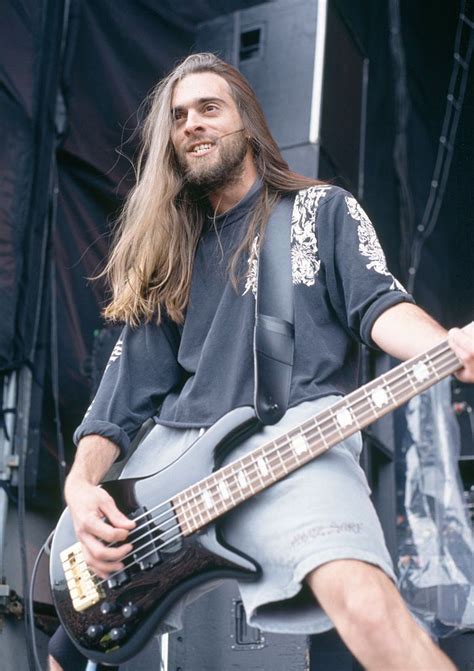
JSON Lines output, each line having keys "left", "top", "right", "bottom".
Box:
{"left": 291, "top": 434, "right": 309, "bottom": 455}
{"left": 371, "top": 387, "right": 388, "bottom": 408}
{"left": 218, "top": 481, "right": 230, "bottom": 499}
{"left": 412, "top": 362, "right": 429, "bottom": 382}
{"left": 238, "top": 471, "right": 248, "bottom": 489}
{"left": 257, "top": 457, "right": 269, "bottom": 477}
{"left": 201, "top": 490, "right": 213, "bottom": 510}
{"left": 336, "top": 408, "right": 353, "bottom": 428}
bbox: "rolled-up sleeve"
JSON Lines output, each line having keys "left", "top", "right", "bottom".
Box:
{"left": 318, "top": 189, "right": 415, "bottom": 348}
{"left": 73, "top": 319, "right": 182, "bottom": 458}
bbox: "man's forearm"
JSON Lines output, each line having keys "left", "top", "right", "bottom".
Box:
{"left": 65, "top": 434, "right": 120, "bottom": 496}
{"left": 63, "top": 434, "right": 135, "bottom": 578}
{"left": 370, "top": 302, "right": 447, "bottom": 361}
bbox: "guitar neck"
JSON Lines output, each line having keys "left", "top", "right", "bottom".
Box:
{"left": 174, "top": 339, "right": 461, "bottom": 535}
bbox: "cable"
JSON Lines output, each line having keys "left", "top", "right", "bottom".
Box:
{"left": 406, "top": 0, "right": 474, "bottom": 293}
{"left": 50, "top": 171, "right": 67, "bottom": 500}
{"left": 18, "top": 394, "right": 37, "bottom": 671}
{"left": 388, "top": 0, "right": 416, "bottom": 281}
{"left": 19, "top": 0, "right": 73, "bottom": 663}
{"left": 29, "top": 531, "right": 55, "bottom": 671}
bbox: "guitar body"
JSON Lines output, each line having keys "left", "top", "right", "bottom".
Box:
{"left": 50, "top": 335, "right": 461, "bottom": 665}
{"left": 50, "top": 407, "right": 261, "bottom": 665}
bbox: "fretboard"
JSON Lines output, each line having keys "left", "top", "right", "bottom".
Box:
{"left": 174, "top": 339, "right": 461, "bottom": 535}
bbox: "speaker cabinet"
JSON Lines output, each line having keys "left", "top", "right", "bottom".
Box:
{"left": 167, "top": 579, "right": 364, "bottom": 671}
{"left": 196, "top": 0, "right": 368, "bottom": 197}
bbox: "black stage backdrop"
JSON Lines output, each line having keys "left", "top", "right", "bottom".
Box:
{"left": 0, "top": 0, "right": 472, "bottom": 505}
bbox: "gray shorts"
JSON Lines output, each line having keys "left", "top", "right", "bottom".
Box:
{"left": 120, "top": 397, "right": 395, "bottom": 635}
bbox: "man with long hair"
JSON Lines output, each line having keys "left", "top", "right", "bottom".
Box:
{"left": 49, "top": 53, "right": 474, "bottom": 670}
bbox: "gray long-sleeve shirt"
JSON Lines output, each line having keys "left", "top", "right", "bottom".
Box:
{"left": 74, "top": 183, "right": 414, "bottom": 457}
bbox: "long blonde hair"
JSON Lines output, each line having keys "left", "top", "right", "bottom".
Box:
{"left": 103, "top": 53, "right": 321, "bottom": 325}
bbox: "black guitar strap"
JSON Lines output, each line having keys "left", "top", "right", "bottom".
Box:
{"left": 254, "top": 194, "right": 295, "bottom": 425}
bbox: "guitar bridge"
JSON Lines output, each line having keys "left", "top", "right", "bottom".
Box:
{"left": 60, "top": 542, "right": 105, "bottom": 612}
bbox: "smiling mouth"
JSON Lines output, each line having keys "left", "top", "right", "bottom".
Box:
{"left": 188, "top": 143, "right": 214, "bottom": 156}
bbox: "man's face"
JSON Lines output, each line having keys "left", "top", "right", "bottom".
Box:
{"left": 171, "top": 72, "right": 251, "bottom": 189}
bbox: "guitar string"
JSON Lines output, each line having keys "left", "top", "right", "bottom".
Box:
{"left": 101, "top": 347, "right": 457, "bottom": 567}
{"left": 98, "top": 347, "right": 458, "bottom": 568}
{"left": 116, "top": 343, "right": 454, "bottom": 545}
{"left": 93, "top": 349, "right": 459, "bottom": 587}
{"left": 110, "top": 344, "right": 457, "bottom": 545}
{"left": 96, "top": 351, "right": 458, "bottom": 586}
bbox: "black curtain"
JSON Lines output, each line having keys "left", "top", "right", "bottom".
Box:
{"left": 0, "top": 0, "right": 472, "bottom": 505}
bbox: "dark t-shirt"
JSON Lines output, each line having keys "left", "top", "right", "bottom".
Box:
{"left": 74, "top": 183, "right": 414, "bottom": 457}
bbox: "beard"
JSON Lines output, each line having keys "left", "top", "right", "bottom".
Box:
{"left": 177, "top": 131, "right": 248, "bottom": 191}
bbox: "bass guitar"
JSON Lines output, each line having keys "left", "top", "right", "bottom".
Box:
{"left": 50, "top": 336, "right": 462, "bottom": 665}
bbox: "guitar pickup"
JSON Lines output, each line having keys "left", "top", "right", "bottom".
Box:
{"left": 129, "top": 506, "right": 161, "bottom": 571}
{"left": 106, "top": 568, "right": 130, "bottom": 590}
{"left": 60, "top": 542, "right": 105, "bottom": 612}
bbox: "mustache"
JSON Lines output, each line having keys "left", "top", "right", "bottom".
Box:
{"left": 184, "top": 129, "right": 246, "bottom": 152}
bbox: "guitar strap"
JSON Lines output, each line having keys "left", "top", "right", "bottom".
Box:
{"left": 108, "top": 193, "right": 296, "bottom": 478}
{"left": 254, "top": 194, "right": 295, "bottom": 425}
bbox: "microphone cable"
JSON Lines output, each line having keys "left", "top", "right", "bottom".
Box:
{"left": 28, "top": 530, "right": 55, "bottom": 671}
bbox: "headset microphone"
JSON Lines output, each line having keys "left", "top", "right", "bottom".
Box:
{"left": 218, "top": 128, "right": 245, "bottom": 139}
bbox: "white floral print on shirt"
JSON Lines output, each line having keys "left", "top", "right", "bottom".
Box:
{"left": 291, "top": 186, "right": 332, "bottom": 286}
{"left": 345, "top": 196, "right": 407, "bottom": 292}
{"left": 243, "top": 185, "right": 332, "bottom": 296}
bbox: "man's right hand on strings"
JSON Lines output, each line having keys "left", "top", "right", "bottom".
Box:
{"left": 64, "top": 435, "right": 136, "bottom": 579}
